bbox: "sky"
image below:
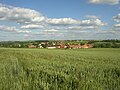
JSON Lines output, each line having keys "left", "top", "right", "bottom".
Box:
{"left": 0, "top": 0, "right": 120, "bottom": 41}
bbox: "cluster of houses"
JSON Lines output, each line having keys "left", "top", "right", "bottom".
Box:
{"left": 47, "top": 44, "right": 93, "bottom": 49}
{"left": 28, "top": 42, "right": 94, "bottom": 49}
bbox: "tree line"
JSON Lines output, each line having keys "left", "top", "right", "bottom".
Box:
{"left": 0, "top": 40, "right": 120, "bottom": 48}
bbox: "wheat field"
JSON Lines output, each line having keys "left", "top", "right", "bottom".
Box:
{"left": 0, "top": 48, "right": 120, "bottom": 90}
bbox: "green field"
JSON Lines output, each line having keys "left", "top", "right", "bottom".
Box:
{"left": 0, "top": 48, "right": 120, "bottom": 90}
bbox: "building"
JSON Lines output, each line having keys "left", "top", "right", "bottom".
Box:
{"left": 47, "top": 46, "right": 56, "bottom": 49}
{"left": 56, "top": 46, "right": 61, "bottom": 49}
{"left": 69, "top": 44, "right": 82, "bottom": 49}
{"left": 82, "top": 44, "right": 94, "bottom": 48}
{"left": 28, "top": 45, "right": 37, "bottom": 48}
{"left": 38, "top": 44, "right": 43, "bottom": 48}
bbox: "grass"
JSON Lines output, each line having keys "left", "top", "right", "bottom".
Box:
{"left": 0, "top": 48, "right": 120, "bottom": 90}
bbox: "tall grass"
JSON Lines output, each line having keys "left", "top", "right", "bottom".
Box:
{"left": 0, "top": 48, "right": 120, "bottom": 90}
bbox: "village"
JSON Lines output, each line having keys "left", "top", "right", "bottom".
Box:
{"left": 1, "top": 40, "right": 119, "bottom": 48}
{"left": 28, "top": 41, "right": 94, "bottom": 49}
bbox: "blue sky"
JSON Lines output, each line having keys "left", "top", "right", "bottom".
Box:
{"left": 0, "top": 0, "right": 120, "bottom": 41}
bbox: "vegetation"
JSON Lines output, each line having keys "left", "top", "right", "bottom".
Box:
{"left": 0, "top": 48, "right": 120, "bottom": 90}
{"left": 0, "top": 39, "right": 120, "bottom": 48}
{"left": 93, "top": 42, "right": 120, "bottom": 48}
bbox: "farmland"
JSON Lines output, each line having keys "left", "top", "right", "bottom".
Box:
{"left": 0, "top": 48, "right": 120, "bottom": 90}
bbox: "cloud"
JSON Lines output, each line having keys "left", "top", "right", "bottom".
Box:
{"left": 0, "top": 4, "right": 46, "bottom": 24}
{"left": 0, "top": 3, "right": 106, "bottom": 28}
{"left": 47, "top": 18, "right": 81, "bottom": 25}
{"left": 0, "top": 3, "right": 113, "bottom": 40}
{"left": 0, "top": 25, "right": 16, "bottom": 32}
{"left": 86, "top": 15, "right": 99, "bottom": 19}
{"left": 113, "top": 23, "right": 120, "bottom": 31}
{"left": 96, "top": 30, "right": 116, "bottom": 34}
{"left": 68, "top": 26, "right": 98, "bottom": 30}
{"left": 47, "top": 17, "right": 106, "bottom": 28}
{"left": 113, "top": 14, "right": 120, "bottom": 22}
{"left": 114, "top": 23, "right": 120, "bottom": 27}
{"left": 21, "top": 24, "right": 44, "bottom": 29}
{"left": 88, "top": 0, "right": 119, "bottom": 5}
{"left": 0, "top": 25, "right": 30, "bottom": 33}
{"left": 80, "top": 19, "right": 107, "bottom": 26}
{"left": 113, "top": 14, "right": 120, "bottom": 31}
{"left": 44, "top": 29, "right": 58, "bottom": 32}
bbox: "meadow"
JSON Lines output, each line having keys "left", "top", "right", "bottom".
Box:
{"left": 0, "top": 48, "right": 120, "bottom": 90}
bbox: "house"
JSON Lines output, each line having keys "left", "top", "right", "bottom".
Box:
{"left": 28, "top": 45, "right": 37, "bottom": 48}
{"left": 69, "top": 44, "right": 82, "bottom": 49}
{"left": 60, "top": 44, "right": 65, "bottom": 48}
{"left": 82, "top": 44, "right": 94, "bottom": 48}
{"left": 87, "top": 44, "right": 94, "bottom": 48}
{"left": 17, "top": 44, "right": 21, "bottom": 47}
{"left": 56, "top": 46, "right": 61, "bottom": 49}
{"left": 38, "top": 44, "right": 43, "bottom": 48}
{"left": 47, "top": 46, "right": 56, "bottom": 49}
{"left": 82, "top": 44, "right": 89, "bottom": 48}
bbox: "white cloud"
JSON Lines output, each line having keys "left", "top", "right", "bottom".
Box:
{"left": 113, "top": 23, "right": 120, "bottom": 31}
{"left": 89, "top": 0, "right": 119, "bottom": 5}
{"left": 114, "top": 23, "right": 120, "bottom": 27}
{"left": 86, "top": 15, "right": 99, "bottom": 19}
{"left": 0, "top": 4, "right": 46, "bottom": 24}
{"left": 17, "top": 30, "right": 30, "bottom": 33}
{"left": 47, "top": 17, "right": 106, "bottom": 27}
{"left": 0, "top": 25, "right": 16, "bottom": 32}
{"left": 0, "top": 3, "right": 113, "bottom": 40}
{"left": 47, "top": 18, "right": 80, "bottom": 25}
{"left": 68, "top": 26, "right": 98, "bottom": 30}
{"left": 80, "top": 19, "right": 107, "bottom": 26}
{"left": 44, "top": 29, "right": 58, "bottom": 32}
{"left": 0, "top": 25, "right": 30, "bottom": 33}
{"left": 0, "top": 3, "right": 106, "bottom": 29}
{"left": 113, "top": 14, "right": 120, "bottom": 31}
{"left": 21, "top": 24, "right": 43, "bottom": 29}
{"left": 96, "top": 30, "right": 117, "bottom": 35}
{"left": 113, "top": 14, "right": 120, "bottom": 22}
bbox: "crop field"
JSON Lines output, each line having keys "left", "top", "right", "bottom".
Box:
{"left": 0, "top": 48, "right": 120, "bottom": 90}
